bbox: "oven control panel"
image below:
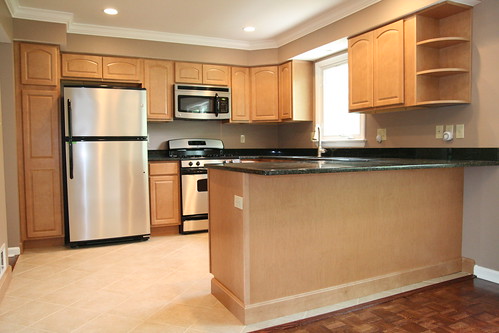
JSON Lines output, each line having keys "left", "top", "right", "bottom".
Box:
{"left": 180, "top": 159, "right": 240, "bottom": 168}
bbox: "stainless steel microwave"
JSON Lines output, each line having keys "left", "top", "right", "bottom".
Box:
{"left": 174, "top": 84, "right": 231, "bottom": 120}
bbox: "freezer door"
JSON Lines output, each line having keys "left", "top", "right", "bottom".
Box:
{"left": 64, "top": 87, "right": 147, "bottom": 137}
{"left": 66, "top": 141, "right": 150, "bottom": 242}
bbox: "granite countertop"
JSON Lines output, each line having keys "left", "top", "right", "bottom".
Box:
{"left": 204, "top": 157, "right": 499, "bottom": 176}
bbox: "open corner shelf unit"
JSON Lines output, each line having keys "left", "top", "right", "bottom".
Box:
{"left": 414, "top": 1, "right": 472, "bottom": 105}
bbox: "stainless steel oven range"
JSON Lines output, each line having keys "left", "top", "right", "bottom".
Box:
{"left": 167, "top": 139, "right": 238, "bottom": 234}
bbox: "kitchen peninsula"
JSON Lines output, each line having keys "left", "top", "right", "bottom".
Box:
{"left": 206, "top": 158, "right": 498, "bottom": 324}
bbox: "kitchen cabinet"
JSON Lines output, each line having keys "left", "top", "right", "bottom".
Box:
{"left": 61, "top": 54, "right": 143, "bottom": 82}
{"left": 102, "top": 57, "right": 143, "bottom": 81}
{"left": 348, "top": 20, "right": 404, "bottom": 111}
{"left": 230, "top": 66, "right": 251, "bottom": 122}
{"left": 149, "top": 162, "right": 180, "bottom": 227}
{"left": 411, "top": 2, "right": 472, "bottom": 105}
{"left": 175, "top": 62, "right": 230, "bottom": 85}
{"left": 61, "top": 53, "right": 102, "bottom": 79}
{"left": 278, "top": 61, "right": 313, "bottom": 121}
{"left": 373, "top": 20, "right": 405, "bottom": 107}
{"left": 143, "top": 59, "right": 175, "bottom": 121}
{"left": 21, "top": 90, "right": 63, "bottom": 239}
{"left": 15, "top": 42, "right": 64, "bottom": 242}
{"left": 349, "top": 2, "right": 471, "bottom": 113}
{"left": 20, "top": 43, "right": 58, "bottom": 86}
{"left": 250, "top": 66, "right": 279, "bottom": 122}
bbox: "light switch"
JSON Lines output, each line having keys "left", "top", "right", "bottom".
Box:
{"left": 456, "top": 124, "right": 464, "bottom": 139}
{"left": 240, "top": 135, "right": 245, "bottom": 144}
{"left": 234, "top": 195, "right": 243, "bottom": 210}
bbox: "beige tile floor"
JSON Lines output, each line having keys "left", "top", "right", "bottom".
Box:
{"left": 0, "top": 233, "right": 469, "bottom": 333}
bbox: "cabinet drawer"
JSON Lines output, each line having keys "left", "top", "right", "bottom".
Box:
{"left": 149, "top": 162, "right": 178, "bottom": 175}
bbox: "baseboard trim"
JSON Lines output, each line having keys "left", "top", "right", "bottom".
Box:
{"left": 0, "top": 265, "right": 12, "bottom": 301}
{"left": 475, "top": 265, "right": 499, "bottom": 284}
{"left": 212, "top": 258, "right": 464, "bottom": 324}
{"left": 8, "top": 247, "right": 20, "bottom": 256}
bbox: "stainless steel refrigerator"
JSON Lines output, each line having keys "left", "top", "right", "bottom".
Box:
{"left": 63, "top": 86, "right": 150, "bottom": 247}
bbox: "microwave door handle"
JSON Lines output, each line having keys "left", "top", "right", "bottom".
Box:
{"left": 214, "top": 93, "right": 220, "bottom": 117}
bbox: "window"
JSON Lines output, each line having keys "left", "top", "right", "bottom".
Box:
{"left": 315, "top": 52, "right": 365, "bottom": 147}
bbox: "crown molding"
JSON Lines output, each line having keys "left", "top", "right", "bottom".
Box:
{"left": 5, "top": 0, "right": 481, "bottom": 50}
{"left": 275, "top": 0, "right": 381, "bottom": 47}
{"left": 68, "top": 22, "right": 278, "bottom": 50}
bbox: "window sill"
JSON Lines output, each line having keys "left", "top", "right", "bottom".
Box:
{"left": 321, "top": 139, "right": 366, "bottom": 148}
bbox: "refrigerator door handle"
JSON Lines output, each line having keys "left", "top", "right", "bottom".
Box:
{"left": 67, "top": 99, "right": 74, "bottom": 179}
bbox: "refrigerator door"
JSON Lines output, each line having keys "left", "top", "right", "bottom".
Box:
{"left": 64, "top": 87, "right": 147, "bottom": 137}
{"left": 66, "top": 140, "right": 150, "bottom": 242}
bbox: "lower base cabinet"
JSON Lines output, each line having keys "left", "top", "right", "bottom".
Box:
{"left": 149, "top": 162, "right": 180, "bottom": 227}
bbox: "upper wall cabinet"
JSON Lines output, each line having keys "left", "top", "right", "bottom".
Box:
{"left": 102, "top": 57, "right": 143, "bottom": 81}
{"left": 349, "top": 20, "right": 404, "bottom": 111}
{"left": 144, "top": 59, "right": 175, "bottom": 121}
{"left": 348, "top": 1, "right": 472, "bottom": 113}
{"left": 20, "top": 43, "right": 59, "bottom": 86}
{"left": 175, "top": 62, "right": 230, "bottom": 85}
{"left": 278, "top": 60, "right": 313, "bottom": 122}
{"left": 61, "top": 53, "right": 102, "bottom": 79}
{"left": 231, "top": 66, "right": 251, "bottom": 122}
{"left": 250, "top": 66, "right": 279, "bottom": 122}
{"left": 61, "top": 54, "right": 143, "bottom": 82}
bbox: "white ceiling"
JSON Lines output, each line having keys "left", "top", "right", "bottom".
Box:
{"left": 5, "top": 0, "right": 382, "bottom": 50}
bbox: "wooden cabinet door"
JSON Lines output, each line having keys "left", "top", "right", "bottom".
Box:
{"left": 373, "top": 20, "right": 405, "bottom": 107}
{"left": 102, "top": 57, "right": 143, "bottom": 81}
{"left": 231, "top": 67, "right": 251, "bottom": 122}
{"left": 278, "top": 62, "right": 292, "bottom": 120}
{"left": 21, "top": 90, "right": 63, "bottom": 238}
{"left": 144, "top": 59, "right": 174, "bottom": 121}
{"left": 175, "top": 62, "right": 203, "bottom": 84}
{"left": 203, "top": 64, "right": 230, "bottom": 85}
{"left": 20, "top": 43, "right": 58, "bottom": 86}
{"left": 250, "top": 66, "right": 279, "bottom": 121}
{"left": 149, "top": 175, "right": 180, "bottom": 226}
{"left": 348, "top": 31, "right": 373, "bottom": 110}
{"left": 61, "top": 53, "right": 102, "bottom": 79}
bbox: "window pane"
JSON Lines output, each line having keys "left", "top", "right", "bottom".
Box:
{"left": 323, "top": 62, "right": 361, "bottom": 138}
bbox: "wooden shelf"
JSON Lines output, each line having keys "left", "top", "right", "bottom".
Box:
{"left": 417, "top": 1, "right": 471, "bottom": 19}
{"left": 417, "top": 37, "right": 470, "bottom": 48}
{"left": 417, "top": 68, "right": 468, "bottom": 77}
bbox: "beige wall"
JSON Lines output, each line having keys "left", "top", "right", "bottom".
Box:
{"left": 0, "top": 42, "right": 18, "bottom": 249}
{"left": 463, "top": 167, "right": 499, "bottom": 271}
{"left": 0, "top": 0, "right": 13, "bottom": 42}
{"left": 148, "top": 121, "right": 278, "bottom": 150}
{"left": 0, "top": 82, "right": 9, "bottom": 265}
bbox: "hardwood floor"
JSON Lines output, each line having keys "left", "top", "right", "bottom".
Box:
{"left": 253, "top": 276, "right": 499, "bottom": 332}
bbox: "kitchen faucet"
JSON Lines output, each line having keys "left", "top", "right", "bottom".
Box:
{"left": 315, "top": 125, "right": 326, "bottom": 157}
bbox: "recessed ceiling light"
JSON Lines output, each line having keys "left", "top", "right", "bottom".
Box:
{"left": 104, "top": 8, "right": 118, "bottom": 15}
{"left": 243, "top": 26, "right": 256, "bottom": 32}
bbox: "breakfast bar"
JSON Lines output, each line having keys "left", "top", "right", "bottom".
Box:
{"left": 206, "top": 158, "right": 497, "bottom": 324}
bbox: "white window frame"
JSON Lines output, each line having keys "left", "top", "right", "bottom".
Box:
{"left": 315, "top": 52, "right": 366, "bottom": 148}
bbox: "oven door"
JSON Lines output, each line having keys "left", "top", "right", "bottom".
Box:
{"left": 181, "top": 172, "right": 208, "bottom": 216}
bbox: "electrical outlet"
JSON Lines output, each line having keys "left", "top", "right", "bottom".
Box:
{"left": 376, "top": 128, "right": 387, "bottom": 141}
{"left": 456, "top": 124, "right": 464, "bottom": 139}
{"left": 240, "top": 135, "right": 245, "bottom": 144}
{"left": 234, "top": 195, "right": 243, "bottom": 210}
{"left": 436, "top": 125, "right": 444, "bottom": 139}
{"left": 445, "top": 124, "right": 454, "bottom": 134}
